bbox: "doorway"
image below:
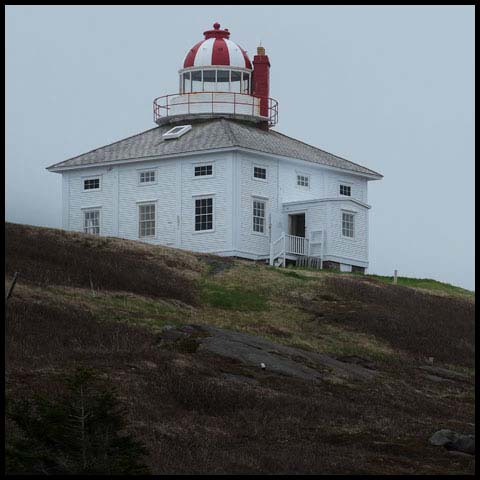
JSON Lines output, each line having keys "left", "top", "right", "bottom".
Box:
{"left": 288, "top": 213, "right": 305, "bottom": 238}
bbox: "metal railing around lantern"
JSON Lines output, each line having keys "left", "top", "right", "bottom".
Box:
{"left": 153, "top": 92, "right": 278, "bottom": 127}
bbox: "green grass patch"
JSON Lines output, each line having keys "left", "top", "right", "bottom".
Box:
{"left": 201, "top": 282, "right": 268, "bottom": 312}
{"left": 364, "top": 275, "right": 474, "bottom": 298}
{"left": 277, "top": 269, "right": 311, "bottom": 281}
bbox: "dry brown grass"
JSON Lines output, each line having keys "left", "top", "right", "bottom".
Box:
{"left": 4, "top": 223, "right": 475, "bottom": 474}
{"left": 321, "top": 276, "right": 475, "bottom": 367}
{"left": 6, "top": 222, "right": 203, "bottom": 305}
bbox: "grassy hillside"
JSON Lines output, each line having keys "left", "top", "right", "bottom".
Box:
{"left": 5, "top": 223, "right": 475, "bottom": 475}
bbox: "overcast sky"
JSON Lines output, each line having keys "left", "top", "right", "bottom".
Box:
{"left": 5, "top": 5, "right": 475, "bottom": 290}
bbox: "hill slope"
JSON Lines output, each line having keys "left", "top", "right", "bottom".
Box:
{"left": 5, "top": 223, "right": 475, "bottom": 475}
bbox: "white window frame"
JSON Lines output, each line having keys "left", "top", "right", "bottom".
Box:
{"left": 341, "top": 210, "right": 355, "bottom": 239}
{"left": 193, "top": 194, "right": 215, "bottom": 234}
{"left": 138, "top": 169, "right": 157, "bottom": 186}
{"left": 339, "top": 183, "right": 352, "bottom": 197}
{"left": 252, "top": 164, "right": 268, "bottom": 182}
{"left": 296, "top": 172, "right": 310, "bottom": 189}
{"left": 82, "top": 175, "right": 102, "bottom": 192}
{"left": 193, "top": 162, "right": 214, "bottom": 179}
{"left": 137, "top": 201, "right": 157, "bottom": 239}
{"left": 82, "top": 207, "right": 101, "bottom": 235}
{"left": 252, "top": 197, "right": 267, "bottom": 236}
{"left": 162, "top": 124, "right": 192, "bottom": 140}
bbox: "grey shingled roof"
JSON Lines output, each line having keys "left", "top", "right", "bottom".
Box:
{"left": 47, "top": 118, "right": 382, "bottom": 178}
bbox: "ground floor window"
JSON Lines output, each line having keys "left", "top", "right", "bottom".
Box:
{"left": 83, "top": 209, "right": 100, "bottom": 235}
{"left": 253, "top": 200, "right": 266, "bottom": 233}
{"left": 342, "top": 212, "right": 354, "bottom": 238}
{"left": 195, "top": 197, "right": 213, "bottom": 231}
{"left": 139, "top": 203, "right": 156, "bottom": 238}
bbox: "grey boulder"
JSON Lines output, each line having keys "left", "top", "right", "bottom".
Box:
{"left": 429, "top": 430, "right": 475, "bottom": 455}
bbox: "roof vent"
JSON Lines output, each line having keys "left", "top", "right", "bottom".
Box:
{"left": 162, "top": 124, "right": 192, "bottom": 140}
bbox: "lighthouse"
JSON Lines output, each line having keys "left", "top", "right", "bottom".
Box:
{"left": 153, "top": 23, "right": 277, "bottom": 128}
{"left": 47, "top": 22, "right": 382, "bottom": 273}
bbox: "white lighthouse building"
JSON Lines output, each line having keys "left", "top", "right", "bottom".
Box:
{"left": 47, "top": 22, "right": 382, "bottom": 272}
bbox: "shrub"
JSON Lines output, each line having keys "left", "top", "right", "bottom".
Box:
{"left": 5, "top": 368, "right": 150, "bottom": 475}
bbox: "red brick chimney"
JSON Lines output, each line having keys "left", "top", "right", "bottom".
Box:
{"left": 252, "top": 45, "right": 270, "bottom": 120}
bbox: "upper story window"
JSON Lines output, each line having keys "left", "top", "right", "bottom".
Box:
{"left": 194, "top": 164, "right": 213, "bottom": 177}
{"left": 138, "top": 203, "right": 156, "bottom": 238}
{"left": 83, "top": 209, "right": 100, "bottom": 235}
{"left": 252, "top": 200, "right": 266, "bottom": 234}
{"left": 297, "top": 174, "right": 310, "bottom": 188}
{"left": 253, "top": 166, "right": 267, "bottom": 180}
{"left": 342, "top": 212, "right": 355, "bottom": 238}
{"left": 139, "top": 170, "right": 156, "bottom": 184}
{"left": 195, "top": 197, "right": 213, "bottom": 231}
{"left": 84, "top": 177, "right": 100, "bottom": 191}
{"left": 340, "top": 184, "right": 352, "bottom": 196}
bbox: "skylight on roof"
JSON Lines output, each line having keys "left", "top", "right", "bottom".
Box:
{"left": 163, "top": 125, "right": 192, "bottom": 140}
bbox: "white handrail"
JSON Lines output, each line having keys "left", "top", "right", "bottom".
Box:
{"left": 284, "top": 234, "right": 309, "bottom": 256}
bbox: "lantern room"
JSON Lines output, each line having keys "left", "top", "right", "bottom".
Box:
{"left": 153, "top": 23, "right": 278, "bottom": 127}
{"left": 180, "top": 22, "right": 252, "bottom": 95}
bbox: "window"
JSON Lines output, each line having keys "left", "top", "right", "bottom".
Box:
{"left": 194, "top": 164, "right": 213, "bottom": 177}
{"left": 253, "top": 200, "right": 266, "bottom": 233}
{"left": 195, "top": 198, "right": 213, "bottom": 231}
{"left": 191, "top": 70, "right": 202, "bottom": 92}
{"left": 139, "top": 170, "right": 156, "bottom": 184}
{"left": 138, "top": 203, "right": 156, "bottom": 238}
{"left": 216, "top": 70, "right": 230, "bottom": 92}
{"left": 242, "top": 72, "right": 250, "bottom": 94}
{"left": 83, "top": 210, "right": 100, "bottom": 235}
{"left": 84, "top": 178, "right": 100, "bottom": 190}
{"left": 162, "top": 125, "right": 192, "bottom": 140}
{"left": 340, "top": 184, "right": 351, "bottom": 196}
{"left": 297, "top": 174, "right": 309, "bottom": 187}
{"left": 342, "top": 212, "right": 354, "bottom": 238}
{"left": 203, "top": 70, "right": 216, "bottom": 91}
{"left": 182, "top": 71, "right": 191, "bottom": 93}
{"left": 253, "top": 166, "right": 267, "bottom": 180}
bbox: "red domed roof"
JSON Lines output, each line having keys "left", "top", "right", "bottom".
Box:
{"left": 183, "top": 23, "right": 252, "bottom": 70}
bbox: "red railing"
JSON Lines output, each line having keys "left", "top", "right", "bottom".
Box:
{"left": 153, "top": 92, "right": 278, "bottom": 127}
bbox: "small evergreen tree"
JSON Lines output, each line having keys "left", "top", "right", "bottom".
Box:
{"left": 6, "top": 368, "right": 150, "bottom": 475}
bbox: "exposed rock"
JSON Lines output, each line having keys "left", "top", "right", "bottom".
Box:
{"left": 429, "top": 429, "right": 475, "bottom": 455}
{"left": 159, "top": 324, "right": 379, "bottom": 382}
{"left": 429, "top": 429, "right": 457, "bottom": 446}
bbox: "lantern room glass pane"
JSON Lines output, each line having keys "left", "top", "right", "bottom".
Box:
{"left": 216, "top": 70, "right": 230, "bottom": 92}
{"left": 231, "top": 71, "right": 241, "bottom": 93}
{"left": 191, "top": 70, "right": 202, "bottom": 92}
{"left": 182, "top": 72, "right": 191, "bottom": 93}
{"left": 242, "top": 72, "right": 250, "bottom": 94}
{"left": 203, "top": 70, "right": 216, "bottom": 91}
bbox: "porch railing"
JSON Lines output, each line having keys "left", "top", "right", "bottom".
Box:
{"left": 269, "top": 232, "right": 309, "bottom": 266}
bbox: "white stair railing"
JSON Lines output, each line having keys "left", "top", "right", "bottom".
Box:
{"left": 285, "top": 234, "right": 309, "bottom": 256}
{"left": 269, "top": 233, "right": 310, "bottom": 266}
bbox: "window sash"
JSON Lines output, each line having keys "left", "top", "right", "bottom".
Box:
{"left": 253, "top": 200, "right": 265, "bottom": 233}
{"left": 195, "top": 198, "right": 213, "bottom": 231}
{"left": 342, "top": 213, "right": 354, "bottom": 237}
{"left": 194, "top": 164, "right": 213, "bottom": 177}
{"left": 340, "top": 185, "right": 351, "bottom": 196}
{"left": 139, "top": 171, "right": 156, "bottom": 183}
{"left": 297, "top": 175, "right": 309, "bottom": 187}
{"left": 83, "top": 210, "right": 100, "bottom": 235}
{"left": 84, "top": 178, "right": 100, "bottom": 190}
{"left": 139, "top": 204, "right": 156, "bottom": 237}
{"left": 253, "top": 167, "right": 267, "bottom": 180}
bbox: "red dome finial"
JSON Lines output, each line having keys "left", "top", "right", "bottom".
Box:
{"left": 213, "top": 22, "right": 220, "bottom": 30}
